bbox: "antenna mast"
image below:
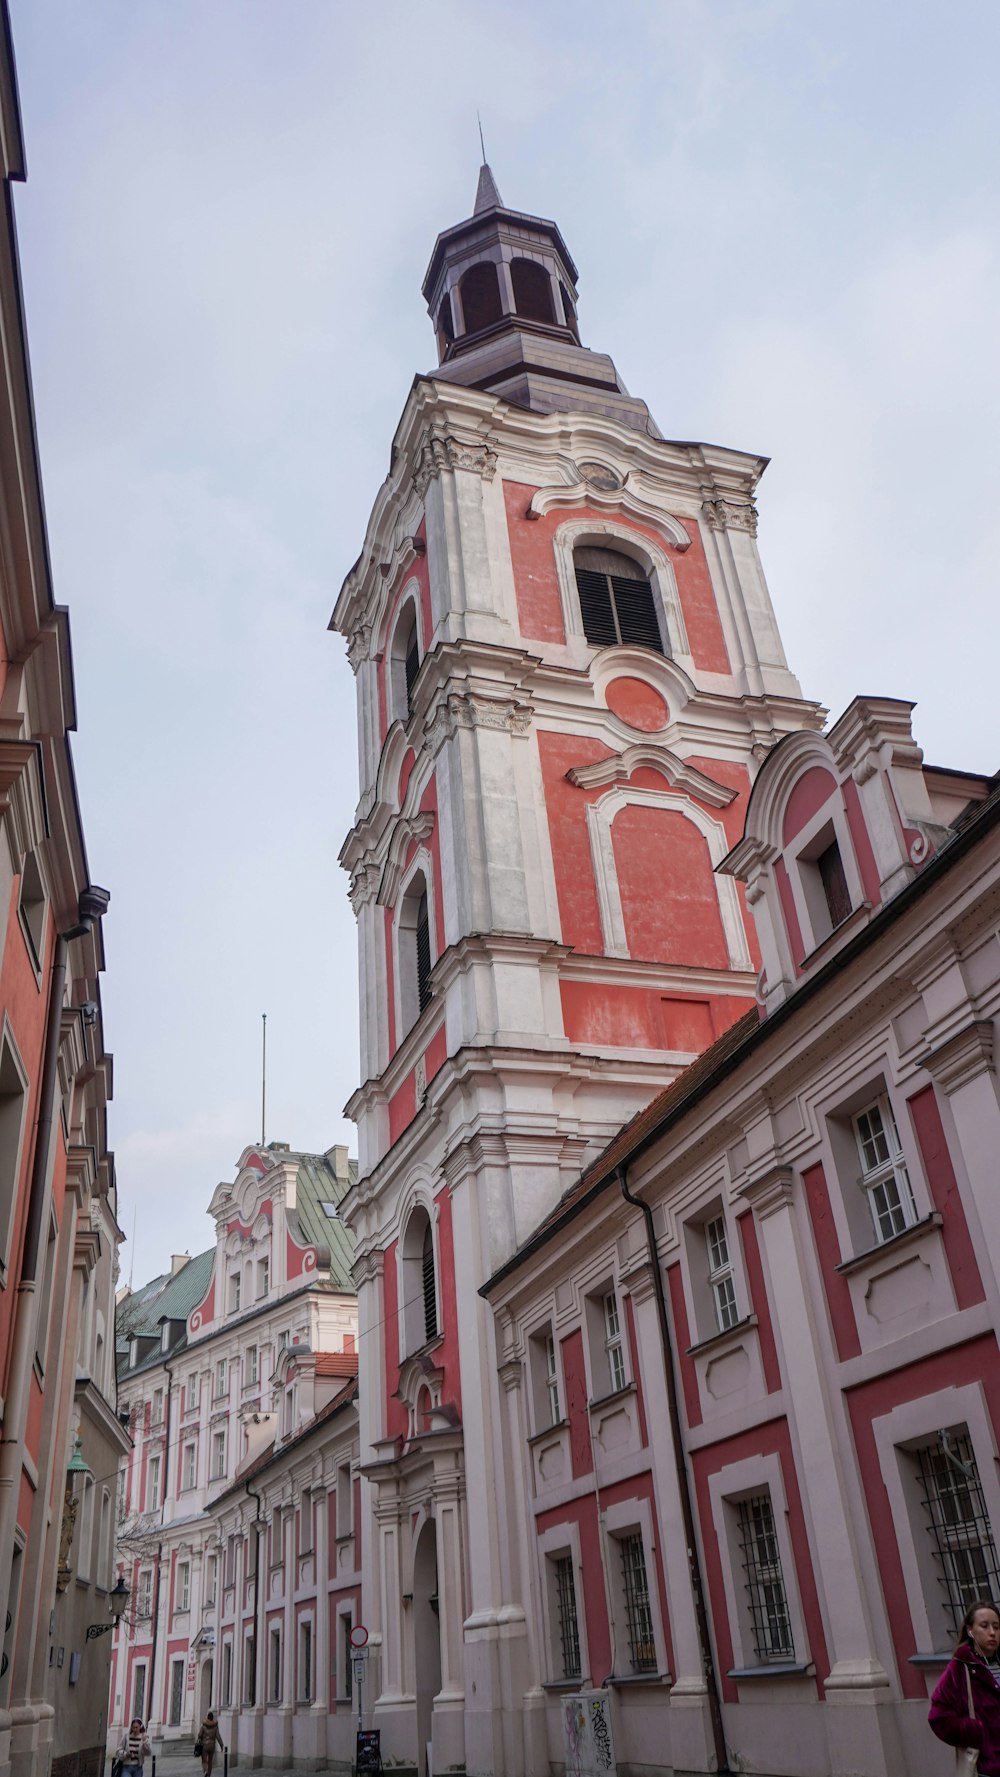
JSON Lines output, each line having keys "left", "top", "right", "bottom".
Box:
{"left": 261, "top": 1012, "right": 267, "bottom": 1148}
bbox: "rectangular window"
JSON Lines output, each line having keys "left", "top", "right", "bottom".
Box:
{"left": 0, "top": 1030, "right": 28, "bottom": 1283}
{"left": 544, "top": 1332, "right": 561, "bottom": 1426}
{"left": 183, "top": 1442, "right": 196, "bottom": 1491}
{"left": 299, "top": 1619, "right": 313, "bottom": 1701}
{"left": 176, "top": 1560, "right": 190, "bottom": 1613}
{"left": 34, "top": 1211, "right": 58, "bottom": 1374}
{"left": 618, "top": 1534, "right": 657, "bottom": 1672}
{"left": 603, "top": 1291, "right": 626, "bottom": 1394}
{"left": 186, "top": 1373, "right": 198, "bottom": 1412}
{"left": 257, "top": 1256, "right": 269, "bottom": 1298}
{"left": 817, "top": 839, "right": 851, "bottom": 928}
{"left": 211, "top": 1431, "right": 226, "bottom": 1480}
{"left": 222, "top": 1640, "right": 233, "bottom": 1708}
{"left": 341, "top": 1616, "right": 353, "bottom": 1700}
{"left": 269, "top": 1627, "right": 282, "bottom": 1703}
{"left": 853, "top": 1097, "right": 916, "bottom": 1243}
{"left": 916, "top": 1434, "right": 1000, "bottom": 1637}
{"left": 553, "top": 1555, "right": 582, "bottom": 1680}
{"left": 229, "top": 1272, "right": 241, "bottom": 1313}
{"left": 169, "top": 1656, "right": 184, "bottom": 1725}
{"left": 206, "top": 1554, "right": 218, "bottom": 1608}
{"left": 132, "top": 1661, "right": 147, "bottom": 1724}
{"left": 244, "top": 1632, "right": 256, "bottom": 1705}
{"left": 705, "top": 1215, "right": 739, "bottom": 1333}
{"left": 336, "top": 1464, "right": 352, "bottom": 1540}
{"left": 215, "top": 1357, "right": 228, "bottom": 1398}
{"left": 137, "top": 1569, "right": 152, "bottom": 1619}
{"left": 148, "top": 1454, "right": 162, "bottom": 1513}
{"left": 151, "top": 1387, "right": 164, "bottom": 1425}
{"left": 736, "top": 1493, "right": 794, "bottom": 1663}
{"left": 247, "top": 1344, "right": 259, "bottom": 1387}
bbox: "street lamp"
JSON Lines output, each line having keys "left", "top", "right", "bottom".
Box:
{"left": 86, "top": 1576, "right": 130, "bottom": 1642}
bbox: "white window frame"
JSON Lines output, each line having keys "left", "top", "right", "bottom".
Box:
{"left": 537, "top": 1520, "right": 589, "bottom": 1686}
{"left": 852, "top": 1094, "right": 917, "bottom": 1245}
{"left": 707, "top": 1452, "right": 808, "bottom": 1673}
{"left": 298, "top": 1614, "right": 314, "bottom": 1702}
{"left": 229, "top": 1271, "right": 241, "bottom": 1314}
{"left": 247, "top": 1344, "right": 259, "bottom": 1387}
{"left": 215, "top": 1357, "right": 228, "bottom": 1398}
{"left": 603, "top": 1290, "right": 627, "bottom": 1395}
{"left": 147, "top": 1453, "right": 162, "bottom": 1514}
{"left": 176, "top": 1559, "right": 190, "bottom": 1614}
{"left": 257, "top": 1255, "right": 269, "bottom": 1298}
{"left": 211, "top": 1430, "right": 226, "bottom": 1481}
{"left": 551, "top": 518, "right": 691, "bottom": 662}
{"left": 182, "top": 1441, "right": 196, "bottom": 1492}
{"left": 604, "top": 1496, "right": 668, "bottom": 1679}
{"left": 786, "top": 800, "right": 864, "bottom": 956}
{"left": 705, "top": 1214, "right": 740, "bottom": 1333}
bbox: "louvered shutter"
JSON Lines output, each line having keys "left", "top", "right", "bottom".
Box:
{"left": 575, "top": 567, "right": 618, "bottom": 646}
{"left": 404, "top": 630, "right": 420, "bottom": 713}
{"left": 415, "top": 893, "right": 432, "bottom": 1014}
{"left": 611, "top": 574, "right": 663, "bottom": 652}
{"left": 422, "top": 1223, "right": 438, "bottom": 1341}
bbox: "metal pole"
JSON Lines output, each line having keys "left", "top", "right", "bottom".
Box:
{"left": 260, "top": 1012, "right": 267, "bottom": 1148}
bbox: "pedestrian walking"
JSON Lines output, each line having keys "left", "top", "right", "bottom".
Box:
{"left": 195, "top": 1709, "right": 225, "bottom": 1777}
{"left": 930, "top": 1598, "right": 1000, "bottom": 1774}
{"left": 115, "top": 1719, "right": 151, "bottom": 1777}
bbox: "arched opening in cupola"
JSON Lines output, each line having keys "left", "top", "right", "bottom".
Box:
{"left": 511, "top": 257, "right": 555, "bottom": 324}
{"left": 458, "top": 260, "right": 503, "bottom": 335}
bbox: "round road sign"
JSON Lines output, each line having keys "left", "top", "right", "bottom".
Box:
{"left": 349, "top": 1624, "right": 369, "bottom": 1649}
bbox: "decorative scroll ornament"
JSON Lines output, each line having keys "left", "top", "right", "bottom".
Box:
{"left": 346, "top": 620, "right": 374, "bottom": 673}
{"left": 348, "top": 861, "right": 380, "bottom": 912}
{"left": 424, "top": 692, "right": 533, "bottom": 754}
{"left": 701, "top": 495, "right": 759, "bottom": 537}
{"left": 412, "top": 435, "right": 498, "bottom": 499}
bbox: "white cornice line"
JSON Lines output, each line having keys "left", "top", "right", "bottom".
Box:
{"left": 567, "top": 743, "right": 737, "bottom": 808}
{"left": 527, "top": 477, "right": 692, "bottom": 551}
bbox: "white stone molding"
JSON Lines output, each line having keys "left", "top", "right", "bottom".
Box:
{"left": 377, "top": 813, "right": 435, "bottom": 909}
{"left": 585, "top": 784, "right": 752, "bottom": 969}
{"left": 550, "top": 517, "right": 691, "bottom": 660}
{"left": 733, "top": 728, "right": 839, "bottom": 861}
{"left": 700, "top": 494, "right": 759, "bottom": 537}
{"left": 527, "top": 476, "right": 692, "bottom": 553}
{"left": 706, "top": 1449, "right": 810, "bottom": 1673}
{"left": 389, "top": 845, "right": 438, "bottom": 1045}
{"left": 567, "top": 743, "right": 737, "bottom": 808}
{"left": 424, "top": 690, "right": 533, "bottom": 755}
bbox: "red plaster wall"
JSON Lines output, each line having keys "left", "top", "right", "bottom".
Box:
{"left": 613, "top": 803, "right": 729, "bottom": 969}
{"left": 666, "top": 1264, "right": 702, "bottom": 1429}
{"left": 907, "top": 1085, "right": 985, "bottom": 1308}
{"left": 605, "top": 677, "right": 669, "bottom": 732}
{"left": 623, "top": 1294, "right": 648, "bottom": 1447}
{"left": 736, "top": 1210, "right": 782, "bottom": 1393}
{"left": 561, "top": 1328, "right": 593, "bottom": 1479}
{"left": 781, "top": 766, "right": 838, "bottom": 846}
{"left": 800, "top": 1161, "right": 860, "bottom": 1361}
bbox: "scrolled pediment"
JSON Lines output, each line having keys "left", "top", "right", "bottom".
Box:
{"left": 567, "top": 743, "right": 737, "bottom": 808}
{"left": 527, "top": 475, "right": 692, "bottom": 551}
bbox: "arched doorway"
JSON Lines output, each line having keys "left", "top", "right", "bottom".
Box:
{"left": 413, "top": 1518, "right": 442, "bottom": 1777}
{"left": 199, "top": 1656, "right": 213, "bottom": 1722}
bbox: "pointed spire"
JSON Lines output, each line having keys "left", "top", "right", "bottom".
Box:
{"left": 474, "top": 162, "right": 503, "bottom": 215}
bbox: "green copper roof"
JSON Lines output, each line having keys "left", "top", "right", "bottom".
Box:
{"left": 286, "top": 1147, "right": 357, "bottom": 1291}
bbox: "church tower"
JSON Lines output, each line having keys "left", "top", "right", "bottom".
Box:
{"left": 332, "top": 168, "right": 821, "bottom": 1777}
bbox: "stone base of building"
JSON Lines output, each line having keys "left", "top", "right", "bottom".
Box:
{"left": 51, "top": 1747, "right": 107, "bottom": 1777}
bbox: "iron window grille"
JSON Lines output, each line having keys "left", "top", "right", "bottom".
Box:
{"left": 554, "top": 1555, "right": 582, "bottom": 1680}
{"left": 916, "top": 1434, "right": 1000, "bottom": 1636}
{"left": 574, "top": 547, "right": 664, "bottom": 654}
{"left": 706, "top": 1215, "right": 740, "bottom": 1332}
{"left": 619, "top": 1533, "right": 657, "bottom": 1672}
{"left": 603, "top": 1291, "right": 627, "bottom": 1393}
{"left": 853, "top": 1097, "right": 917, "bottom": 1244}
{"left": 736, "top": 1493, "right": 794, "bottom": 1662}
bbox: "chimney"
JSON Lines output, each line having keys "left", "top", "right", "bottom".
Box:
{"left": 171, "top": 1254, "right": 190, "bottom": 1276}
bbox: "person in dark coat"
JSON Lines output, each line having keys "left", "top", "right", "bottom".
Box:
{"left": 930, "top": 1598, "right": 1000, "bottom": 1774}
{"left": 197, "top": 1710, "right": 225, "bottom": 1777}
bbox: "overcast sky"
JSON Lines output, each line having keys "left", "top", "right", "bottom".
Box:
{"left": 9, "top": 1, "right": 999, "bottom": 1283}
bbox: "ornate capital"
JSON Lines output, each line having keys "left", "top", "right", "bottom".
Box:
{"left": 345, "top": 621, "right": 373, "bottom": 673}
{"left": 348, "top": 860, "right": 380, "bottom": 912}
{"left": 425, "top": 692, "right": 532, "bottom": 754}
{"left": 739, "top": 1164, "right": 796, "bottom": 1219}
{"left": 413, "top": 435, "right": 498, "bottom": 499}
{"left": 922, "top": 1020, "right": 995, "bottom": 1094}
{"left": 701, "top": 495, "right": 759, "bottom": 538}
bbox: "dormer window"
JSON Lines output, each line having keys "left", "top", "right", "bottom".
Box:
{"left": 573, "top": 546, "right": 664, "bottom": 654}
{"left": 796, "top": 818, "right": 857, "bottom": 948}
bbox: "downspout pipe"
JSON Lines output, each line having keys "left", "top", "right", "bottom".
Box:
{"left": 616, "top": 1165, "right": 731, "bottom": 1776}
{"left": 244, "top": 1481, "right": 263, "bottom": 1707}
{"left": 0, "top": 884, "right": 110, "bottom": 1694}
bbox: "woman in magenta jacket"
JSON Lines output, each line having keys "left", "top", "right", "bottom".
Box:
{"left": 930, "top": 1599, "right": 1000, "bottom": 1773}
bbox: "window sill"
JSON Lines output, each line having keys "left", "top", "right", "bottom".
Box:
{"left": 835, "top": 1211, "right": 943, "bottom": 1275}
{"left": 541, "top": 1678, "right": 587, "bottom": 1692}
{"left": 798, "top": 903, "right": 872, "bottom": 968}
{"left": 687, "top": 1314, "right": 757, "bottom": 1358}
{"left": 527, "top": 1418, "right": 570, "bottom": 1448}
{"left": 588, "top": 1383, "right": 635, "bottom": 1413}
{"left": 910, "top": 1651, "right": 952, "bottom": 1667}
{"left": 728, "top": 1662, "right": 814, "bottom": 1680}
{"left": 607, "top": 1671, "right": 670, "bottom": 1687}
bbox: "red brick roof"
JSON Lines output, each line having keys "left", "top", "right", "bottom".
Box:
{"left": 315, "top": 1351, "right": 360, "bottom": 1379}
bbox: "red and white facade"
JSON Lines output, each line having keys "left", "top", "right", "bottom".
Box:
{"left": 333, "top": 169, "right": 827, "bottom": 1777}
{"left": 484, "top": 702, "right": 1000, "bottom": 1777}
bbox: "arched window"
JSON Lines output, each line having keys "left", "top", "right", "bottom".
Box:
{"left": 560, "top": 281, "right": 579, "bottom": 338}
{"left": 510, "top": 258, "right": 554, "bottom": 324}
{"left": 436, "top": 294, "right": 455, "bottom": 357}
{"left": 397, "top": 870, "right": 434, "bottom": 1033}
{"left": 401, "top": 1206, "right": 438, "bottom": 1353}
{"left": 459, "top": 261, "right": 503, "bottom": 335}
{"left": 389, "top": 599, "right": 421, "bottom": 724}
{"left": 573, "top": 545, "right": 664, "bottom": 654}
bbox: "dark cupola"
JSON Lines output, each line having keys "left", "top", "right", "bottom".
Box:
{"left": 422, "top": 166, "right": 662, "bottom": 437}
